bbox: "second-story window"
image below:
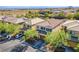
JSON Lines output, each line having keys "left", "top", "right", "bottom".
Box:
{"left": 46, "top": 28, "right": 52, "bottom": 32}
{"left": 71, "top": 36, "right": 78, "bottom": 42}
{"left": 41, "top": 27, "right": 45, "bottom": 30}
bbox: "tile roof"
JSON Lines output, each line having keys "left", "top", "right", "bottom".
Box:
{"left": 63, "top": 20, "right": 79, "bottom": 31}
{"left": 25, "top": 18, "right": 45, "bottom": 25}
{"left": 68, "top": 25, "right": 79, "bottom": 32}
{"left": 14, "top": 18, "right": 27, "bottom": 24}
{"left": 0, "top": 16, "right": 27, "bottom": 24}
{"left": 63, "top": 20, "right": 79, "bottom": 28}
{"left": 36, "top": 19, "right": 65, "bottom": 29}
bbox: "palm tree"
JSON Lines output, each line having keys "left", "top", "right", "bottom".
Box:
{"left": 45, "top": 29, "right": 70, "bottom": 51}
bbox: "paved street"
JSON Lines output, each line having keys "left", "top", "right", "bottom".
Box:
{"left": 0, "top": 40, "right": 22, "bottom": 52}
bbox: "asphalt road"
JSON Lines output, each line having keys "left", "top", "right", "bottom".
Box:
{"left": 0, "top": 40, "right": 22, "bottom": 52}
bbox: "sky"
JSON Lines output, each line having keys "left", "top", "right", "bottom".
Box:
{"left": 0, "top": 0, "right": 79, "bottom": 6}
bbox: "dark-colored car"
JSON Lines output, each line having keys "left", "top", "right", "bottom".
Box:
{"left": 15, "top": 32, "right": 24, "bottom": 39}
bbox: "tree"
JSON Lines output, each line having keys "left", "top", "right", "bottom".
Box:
{"left": 45, "top": 29, "right": 70, "bottom": 51}
{"left": 25, "top": 13, "right": 33, "bottom": 18}
{"left": 44, "top": 13, "right": 49, "bottom": 19}
{"left": 53, "top": 12, "right": 66, "bottom": 19}
{"left": 5, "top": 23, "right": 15, "bottom": 34}
{"left": 74, "top": 13, "right": 79, "bottom": 20}
{"left": 44, "top": 11, "right": 53, "bottom": 19}
{"left": 0, "top": 22, "right": 5, "bottom": 32}
{"left": 77, "top": 9, "right": 79, "bottom": 12}
{"left": 14, "top": 24, "right": 22, "bottom": 33}
{"left": 26, "top": 11, "right": 34, "bottom": 18}
{"left": 66, "top": 14, "right": 74, "bottom": 20}
{"left": 33, "top": 12, "right": 40, "bottom": 17}
{"left": 23, "top": 28, "right": 38, "bottom": 41}
{"left": 74, "top": 43, "right": 79, "bottom": 52}
{"left": 28, "top": 11, "right": 32, "bottom": 14}
{"left": 0, "top": 21, "right": 21, "bottom": 35}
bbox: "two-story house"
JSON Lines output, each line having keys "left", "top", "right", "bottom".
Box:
{"left": 0, "top": 16, "right": 27, "bottom": 24}
{"left": 36, "top": 19, "right": 65, "bottom": 36}
{"left": 0, "top": 16, "right": 45, "bottom": 30}
{"left": 62, "top": 20, "right": 79, "bottom": 47}
{"left": 25, "top": 18, "right": 45, "bottom": 29}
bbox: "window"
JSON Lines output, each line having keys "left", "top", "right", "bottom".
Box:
{"left": 71, "top": 36, "right": 78, "bottom": 42}
{"left": 70, "top": 31, "right": 75, "bottom": 35}
{"left": 41, "top": 27, "right": 45, "bottom": 30}
{"left": 37, "top": 29, "right": 47, "bottom": 34}
{"left": 72, "top": 32, "right": 75, "bottom": 35}
{"left": 27, "top": 25, "right": 31, "bottom": 28}
{"left": 46, "top": 28, "right": 52, "bottom": 32}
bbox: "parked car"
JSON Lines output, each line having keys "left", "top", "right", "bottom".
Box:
{"left": 15, "top": 34, "right": 24, "bottom": 39}
{"left": 15, "top": 32, "right": 24, "bottom": 39}
{"left": 0, "top": 32, "right": 8, "bottom": 38}
{"left": 0, "top": 31, "right": 11, "bottom": 40}
{"left": 6, "top": 35, "right": 12, "bottom": 40}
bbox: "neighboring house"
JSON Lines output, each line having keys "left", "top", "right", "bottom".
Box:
{"left": 25, "top": 18, "right": 45, "bottom": 29}
{"left": 51, "top": 9, "right": 76, "bottom": 15}
{"left": 62, "top": 20, "right": 79, "bottom": 47}
{"left": 0, "top": 16, "right": 28, "bottom": 24}
{"left": 0, "top": 16, "right": 45, "bottom": 30}
{"left": 51, "top": 10, "right": 62, "bottom": 14}
{"left": 36, "top": 19, "right": 65, "bottom": 35}
{"left": 62, "top": 10, "right": 77, "bottom": 14}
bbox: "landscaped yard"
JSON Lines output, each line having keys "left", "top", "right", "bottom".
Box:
{"left": 0, "top": 9, "right": 79, "bottom": 52}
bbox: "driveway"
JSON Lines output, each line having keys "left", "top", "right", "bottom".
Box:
{"left": 0, "top": 40, "right": 22, "bottom": 52}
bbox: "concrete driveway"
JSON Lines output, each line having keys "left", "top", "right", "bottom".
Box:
{"left": 0, "top": 40, "right": 22, "bottom": 52}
